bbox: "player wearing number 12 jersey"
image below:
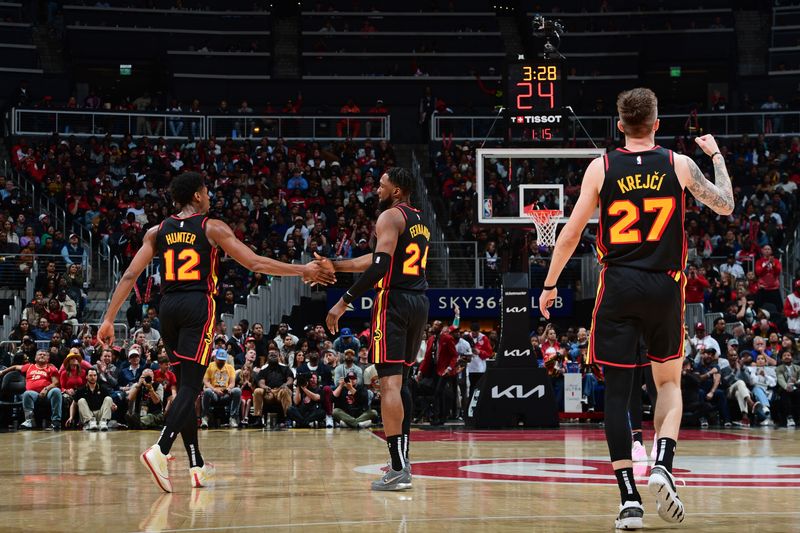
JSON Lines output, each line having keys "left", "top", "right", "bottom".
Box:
{"left": 538, "top": 88, "right": 734, "bottom": 530}
{"left": 98, "top": 172, "right": 334, "bottom": 493}
{"left": 323, "top": 167, "right": 429, "bottom": 492}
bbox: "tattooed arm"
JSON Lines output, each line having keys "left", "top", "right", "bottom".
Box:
{"left": 675, "top": 134, "right": 734, "bottom": 216}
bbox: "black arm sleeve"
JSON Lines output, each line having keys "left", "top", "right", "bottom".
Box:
{"left": 342, "top": 252, "right": 391, "bottom": 304}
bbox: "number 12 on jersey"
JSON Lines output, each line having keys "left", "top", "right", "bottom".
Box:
{"left": 164, "top": 248, "right": 202, "bottom": 281}
{"left": 402, "top": 243, "right": 429, "bottom": 276}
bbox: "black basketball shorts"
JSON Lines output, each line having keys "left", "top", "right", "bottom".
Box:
{"left": 159, "top": 291, "right": 217, "bottom": 367}
{"left": 371, "top": 290, "right": 429, "bottom": 377}
{"left": 589, "top": 265, "right": 685, "bottom": 368}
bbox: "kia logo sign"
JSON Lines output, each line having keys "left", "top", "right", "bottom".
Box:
{"left": 505, "top": 307, "right": 527, "bottom": 313}
{"left": 503, "top": 349, "right": 531, "bottom": 357}
{"left": 491, "top": 385, "right": 545, "bottom": 399}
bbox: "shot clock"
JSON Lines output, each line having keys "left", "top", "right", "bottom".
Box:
{"left": 505, "top": 61, "right": 564, "bottom": 143}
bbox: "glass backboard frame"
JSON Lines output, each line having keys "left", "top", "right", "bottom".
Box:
{"left": 476, "top": 147, "right": 606, "bottom": 225}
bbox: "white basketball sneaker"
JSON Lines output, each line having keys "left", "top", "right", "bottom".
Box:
{"left": 190, "top": 463, "right": 216, "bottom": 488}
{"left": 614, "top": 500, "right": 644, "bottom": 530}
{"left": 631, "top": 441, "right": 648, "bottom": 462}
{"left": 140, "top": 445, "right": 173, "bottom": 493}
{"left": 648, "top": 465, "right": 685, "bottom": 524}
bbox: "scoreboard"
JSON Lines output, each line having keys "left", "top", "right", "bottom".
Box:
{"left": 505, "top": 61, "right": 564, "bottom": 143}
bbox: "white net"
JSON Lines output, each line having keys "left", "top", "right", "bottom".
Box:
{"left": 524, "top": 209, "right": 562, "bottom": 247}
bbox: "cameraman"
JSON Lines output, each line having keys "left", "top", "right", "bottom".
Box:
{"left": 332, "top": 370, "right": 377, "bottom": 429}
{"left": 126, "top": 368, "right": 164, "bottom": 429}
{"left": 287, "top": 372, "right": 326, "bottom": 428}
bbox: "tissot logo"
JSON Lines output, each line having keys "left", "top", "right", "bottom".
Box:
{"left": 503, "top": 349, "right": 531, "bottom": 357}
{"left": 505, "top": 307, "right": 527, "bottom": 313}
{"left": 491, "top": 384, "right": 545, "bottom": 399}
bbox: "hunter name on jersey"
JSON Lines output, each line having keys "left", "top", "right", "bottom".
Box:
{"left": 615, "top": 171, "right": 667, "bottom": 194}
{"left": 164, "top": 231, "right": 198, "bottom": 246}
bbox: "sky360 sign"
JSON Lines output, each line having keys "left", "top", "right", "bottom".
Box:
{"left": 328, "top": 288, "right": 573, "bottom": 319}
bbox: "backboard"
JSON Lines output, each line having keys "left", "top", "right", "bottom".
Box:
{"left": 476, "top": 147, "right": 606, "bottom": 226}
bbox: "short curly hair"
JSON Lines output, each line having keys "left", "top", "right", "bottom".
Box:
{"left": 386, "top": 167, "right": 414, "bottom": 195}
{"left": 170, "top": 172, "right": 205, "bottom": 207}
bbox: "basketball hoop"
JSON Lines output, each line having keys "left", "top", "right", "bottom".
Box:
{"left": 523, "top": 206, "right": 562, "bottom": 247}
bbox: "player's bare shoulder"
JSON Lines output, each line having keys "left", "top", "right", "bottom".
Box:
{"left": 144, "top": 224, "right": 159, "bottom": 242}
{"left": 202, "top": 217, "right": 230, "bottom": 247}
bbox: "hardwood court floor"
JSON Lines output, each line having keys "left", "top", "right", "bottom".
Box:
{"left": 0, "top": 425, "right": 798, "bottom": 532}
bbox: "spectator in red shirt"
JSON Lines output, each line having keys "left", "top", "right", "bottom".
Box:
{"left": 754, "top": 244, "right": 783, "bottom": 311}
{"left": 153, "top": 354, "right": 177, "bottom": 413}
{"left": 45, "top": 298, "right": 68, "bottom": 325}
{"left": 685, "top": 264, "right": 710, "bottom": 307}
{"left": 539, "top": 323, "right": 561, "bottom": 354}
{"left": 60, "top": 348, "right": 91, "bottom": 415}
{"left": 418, "top": 321, "right": 459, "bottom": 425}
{"left": 0, "top": 349, "right": 62, "bottom": 430}
{"left": 784, "top": 280, "right": 800, "bottom": 335}
{"left": 337, "top": 99, "right": 361, "bottom": 138}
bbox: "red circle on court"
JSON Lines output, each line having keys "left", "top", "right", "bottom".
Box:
{"left": 407, "top": 457, "right": 800, "bottom": 488}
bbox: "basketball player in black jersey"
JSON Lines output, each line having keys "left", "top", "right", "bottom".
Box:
{"left": 322, "top": 167, "right": 429, "bottom": 491}
{"left": 539, "top": 88, "right": 734, "bottom": 529}
{"left": 98, "top": 172, "right": 334, "bottom": 492}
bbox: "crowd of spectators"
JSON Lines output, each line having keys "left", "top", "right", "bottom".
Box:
{"left": 4, "top": 85, "right": 800, "bottom": 433}
{"left": 10, "top": 131, "right": 396, "bottom": 279}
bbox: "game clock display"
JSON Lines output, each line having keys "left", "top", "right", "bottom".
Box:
{"left": 505, "top": 62, "right": 564, "bottom": 143}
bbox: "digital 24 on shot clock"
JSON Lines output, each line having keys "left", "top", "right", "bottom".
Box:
{"left": 506, "top": 61, "right": 564, "bottom": 143}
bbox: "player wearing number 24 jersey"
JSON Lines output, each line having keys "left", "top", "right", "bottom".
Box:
{"left": 538, "top": 88, "right": 734, "bottom": 530}
{"left": 322, "top": 167, "right": 429, "bottom": 492}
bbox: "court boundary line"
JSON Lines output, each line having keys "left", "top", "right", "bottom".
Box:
{"left": 134, "top": 510, "right": 800, "bottom": 532}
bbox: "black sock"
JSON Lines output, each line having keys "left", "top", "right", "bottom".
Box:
{"left": 182, "top": 416, "right": 204, "bottom": 468}
{"left": 185, "top": 442, "right": 204, "bottom": 468}
{"left": 402, "top": 433, "right": 410, "bottom": 463}
{"left": 655, "top": 437, "right": 676, "bottom": 472}
{"left": 387, "top": 434, "right": 404, "bottom": 471}
{"left": 614, "top": 467, "right": 641, "bottom": 504}
{"left": 632, "top": 431, "right": 643, "bottom": 445}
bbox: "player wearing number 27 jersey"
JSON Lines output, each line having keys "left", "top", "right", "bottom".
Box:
{"left": 538, "top": 89, "right": 734, "bottom": 530}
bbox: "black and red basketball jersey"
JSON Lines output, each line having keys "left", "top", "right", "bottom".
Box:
{"left": 596, "top": 146, "right": 686, "bottom": 272}
{"left": 156, "top": 213, "right": 219, "bottom": 295}
{"left": 375, "top": 203, "right": 429, "bottom": 291}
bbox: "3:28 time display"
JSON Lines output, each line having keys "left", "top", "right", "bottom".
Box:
{"left": 506, "top": 61, "right": 563, "bottom": 143}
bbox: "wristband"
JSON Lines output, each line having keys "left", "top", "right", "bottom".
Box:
{"left": 710, "top": 152, "right": 722, "bottom": 159}
{"left": 543, "top": 284, "right": 557, "bottom": 290}
{"left": 342, "top": 290, "right": 355, "bottom": 304}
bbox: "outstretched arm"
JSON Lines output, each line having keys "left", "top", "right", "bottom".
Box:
{"left": 206, "top": 219, "right": 335, "bottom": 283}
{"left": 98, "top": 227, "right": 158, "bottom": 345}
{"left": 325, "top": 209, "right": 403, "bottom": 333}
{"left": 321, "top": 252, "right": 373, "bottom": 273}
{"left": 676, "top": 135, "right": 734, "bottom": 216}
